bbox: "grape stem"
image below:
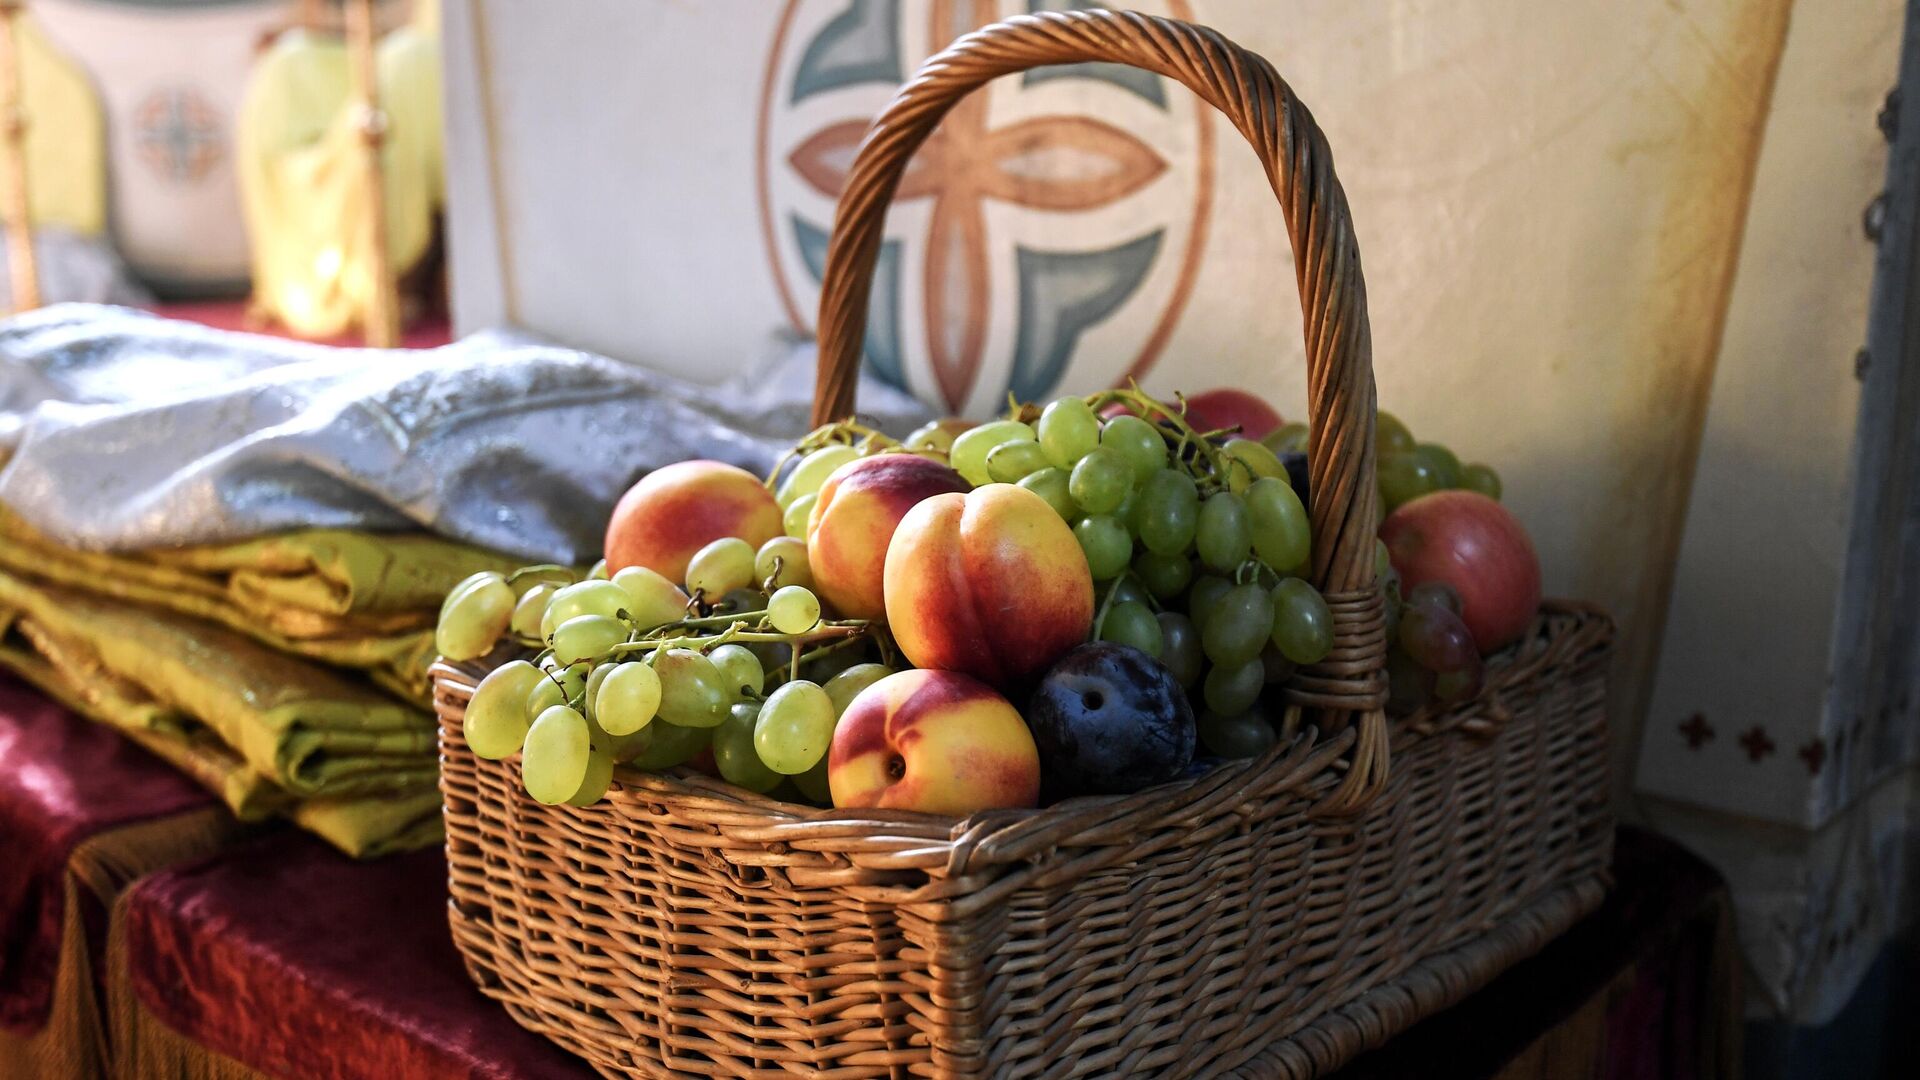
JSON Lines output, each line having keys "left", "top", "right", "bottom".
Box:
{"left": 506, "top": 563, "right": 574, "bottom": 585}
{"left": 763, "top": 420, "right": 902, "bottom": 488}
{"left": 1084, "top": 384, "right": 1234, "bottom": 490}
{"left": 608, "top": 623, "right": 865, "bottom": 657}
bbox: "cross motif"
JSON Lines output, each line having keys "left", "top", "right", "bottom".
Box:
{"left": 1797, "top": 738, "right": 1826, "bottom": 776}
{"left": 1678, "top": 712, "right": 1714, "bottom": 749}
{"left": 1738, "top": 725, "right": 1776, "bottom": 763}
{"left": 135, "top": 88, "right": 223, "bottom": 184}
{"left": 787, "top": 0, "right": 1168, "bottom": 410}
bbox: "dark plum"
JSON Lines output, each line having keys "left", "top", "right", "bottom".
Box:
{"left": 1027, "top": 643, "right": 1195, "bottom": 798}
{"left": 1280, "top": 450, "right": 1310, "bottom": 505}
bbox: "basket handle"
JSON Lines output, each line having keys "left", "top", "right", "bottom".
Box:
{"left": 812, "top": 9, "right": 1388, "bottom": 815}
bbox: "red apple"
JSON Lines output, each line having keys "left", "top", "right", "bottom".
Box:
{"left": 1182, "top": 388, "right": 1284, "bottom": 441}
{"left": 1380, "top": 491, "right": 1541, "bottom": 653}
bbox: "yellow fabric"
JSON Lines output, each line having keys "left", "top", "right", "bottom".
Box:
{"left": 237, "top": 11, "right": 443, "bottom": 339}
{"left": 0, "top": 572, "right": 443, "bottom": 857}
{"left": 0, "top": 509, "right": 517, "bottom": 703}
{"left": 10, "top": 12, "right": 106, "bottom": 237}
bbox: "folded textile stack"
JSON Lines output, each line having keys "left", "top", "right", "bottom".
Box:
{"left": 0, "top": 304, "right": 929, "bottom": 856}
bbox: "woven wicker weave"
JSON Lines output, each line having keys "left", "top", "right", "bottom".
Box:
{"left": 438, "top": 10, "right": 1615, "bottom": 1078}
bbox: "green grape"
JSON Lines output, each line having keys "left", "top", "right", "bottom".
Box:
{"left": 1386, "top": 647, "right": 1436, "bottom": 715}
{"left": 1411, "top": 443, "right": 1462, "bottom": 490}
{"left": 754, "top": 536, "right": 813, "bottom": 591}
{"left": 950, "top": 420, "right": 1036, "bottom": 487}
{"left": 510, "top": 583, "right": 558, "bottom": 641}
{"left": 1068, "top": 447, "right": 1132, "bottom": 514}
{"left": 1460, "top": 463, "right": 1502, "bottom": 499}
{"left": 1132, "top": 469, "right": 1199, "bottom": 555}
{"left": 784, "top": 492, "right": 819, "bottom": 539}
{"left": 1037, "top": 396, "right": 1101, "bottom": 467}
{"left": 464, "top": 659, "right": 542, "bottom": 760}
{"left": 551, "top": 614, "right": 629, "bottom": 667}
{"left": 768, "top": 585, "right": 821, "bottom": 634}
{"left": 1270, "top": 578, "right": 1334, "bottom": 664}
{"left": 1100, "top": 600, "right": 1163, "bottom": 657}
{"left": 1073, "top": 515, "right": 1132, "bottom": 581}
{"left": 824, "top": 662, "right": 892, "bottom": 715}
{"left": 595, "top": 661, "right": 661, "bottom": 735}
{"left": 1017, "top": 467, "right": 1078, "bottom": 520}
{"left": 1194, "top": 492, "right": 1251, "bottom": 573}
{"left": 541, "top": 579, "right": 632, "bottom": 640}
{"left": 1376, "top": 411, "right": 1415, "bottom": 454}
{"left": 564, "top": 749, "right": 615, "bottom": 806}
{"left": 903, "top": 419, "right": 961, "bottom": 454}
{"left": 1201, "top": 582, "right": 1275, "bottom": 667}
{"left": 526, "top": 671, "right": 567, "bottom": 718}
{"left": 1244, "top": 477, "right": 1310, "bottom": 574}
{"left": 584, "top": 662, "right": 615, "bottom": 717}
{"left": 1186, "top": 575, "right": 1233, "bottom": 626}
{"left": 521, "top": 705, "right": 591, "bottom": 804}
{"left": 1197, "top": 709, "right": 1277, "bottom": 758}
{"left": 1377, "top": 452, "right": 1442, "bottom": 511}
{"left": 794, "top": 757, "right": 833, "bottom": 804}
{"left": 1434, "top": 656, "right": 1486, "bottom": 703}
{"left": 985, "top": 439, "right": 1051, "bottom": 483}
{"left": 436, "top": 573, "right": 514, "bottom": 661}
{"left": 1133, "top": 549, "right": 1192, "bottom": 600}
{"left": 588, "top": 559, "right": 609, "bottom": 580}
{"left": 714, "top": 702, "right": 783, "bottom": 793}
{"left": 777, "top": 445, "right": 860, "bottom": 508}
{"left": 1223, "top": 438, "right": 1287, "bottom": 493}
{"left": 1156, "top": 612, "right": 1204, "bottom": 688}
{"left": 611, "top": 566, "right": 691, "bottom": 629}
{"left": 1100, "top": 414, "right": 1167, "bottom": 483}
{"left": 685, "top": 536, "right": 756, "bottom": 597}
{"left": 441, "top": 570, "right": 502, "bottom": 620}
{"left": 653, "top": 649, "right": 732, "bottom": 728}
{"left": 708, "top": 643, "right": 765, "bottom": 696}
{"left": 1202, "top": 658, "right": 1265, "bottom": 716}
{"left": 1260, "top": 642, "right": 1297, "bottom": 685}
{"left": 803, "top": 642, "right": 869, "bottom": 684}
{"left": 754, "top": 681, "right": 836, "bottom": 774}
{"left": 1106, "top": 577, "right": 1150, "bottom": 609}
{"left": 1262, "top": 422, "right": 1309, "bottom": 455}
{"left": 626, "top": 719, "right": 710, "bottom": 770}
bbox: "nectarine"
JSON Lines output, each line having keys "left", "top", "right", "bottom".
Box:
{"left": 807, "top": 453, "right": 969, "bottom": 620}
{"left": 827, "top": 668, "right": 1039, "bottom": 814}
{"left": 604, "top": 461, "right": 782, "bottom": 585}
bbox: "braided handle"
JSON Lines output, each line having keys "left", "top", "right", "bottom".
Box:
{"left": 812, "top": 9, "right": 1387, "bottom": 814}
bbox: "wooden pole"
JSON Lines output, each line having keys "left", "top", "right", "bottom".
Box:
{"left": 0, "top": 1, "right": 40, "bottom": 314}
{"left": 346, "top": 0, "right": 398, "bottom": 346}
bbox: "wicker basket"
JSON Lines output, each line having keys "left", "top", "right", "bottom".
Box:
{"left": 436, "top": 10, "right": 1616, "bottom": 1078}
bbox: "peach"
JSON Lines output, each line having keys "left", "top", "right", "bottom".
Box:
{"left": 604, "top": 461, "right": 782, "bottom": 585}
{"left": 827, "top": 668, "right": 1039, "bottom": 814}
{"left": 807, "top": 454, "right": 970, "bottom": 620}
{"left": 883, "top": 483, "right": 1093, "bottom": 690}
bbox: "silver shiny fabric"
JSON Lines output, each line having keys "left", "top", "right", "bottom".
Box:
{"left": 0, "top": 304, "right": 930, "bottom": 562}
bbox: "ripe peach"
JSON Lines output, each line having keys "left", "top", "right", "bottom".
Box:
{"left": 807, "top": 454, "right": 969, "bottom": 620}
{"left": 604, "top": 461, "right": 782, "bottom": 585}
{"left": 883, "top": 483, "right": 1093, "bottom": 690}
{"left": 827, "top": 668, "right": 1039, "bottom": 814}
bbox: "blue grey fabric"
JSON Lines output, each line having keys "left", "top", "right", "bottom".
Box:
{"left": 0, "top": 304, "right": 929, "bottom": 562}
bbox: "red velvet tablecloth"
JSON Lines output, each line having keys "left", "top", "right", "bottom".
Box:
{"left": 113, "top": 824, "right": 1735, "bottom": 1080}
{"left": 0, "top": 673, "right": 216, "bottom": 1035}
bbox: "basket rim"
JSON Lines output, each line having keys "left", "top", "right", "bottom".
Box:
{"left": 434, "top": 600, "right": 1611, "bottom": 910}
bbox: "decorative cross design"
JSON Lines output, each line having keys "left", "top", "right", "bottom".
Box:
{"left": 1677, "top": 712, "right": 1714, "bottom": 749}
{"left": 1797, "top": 738, "right": 1826, "bottom": 776}
{"left": 1737, "top": 724, "right": 1776, "bottom": 763}
{"left": 787, "top": 0, "right": 1168, "bottom": 410}
{"left": 135, "top": 88, "right": 223, "bottom": 184}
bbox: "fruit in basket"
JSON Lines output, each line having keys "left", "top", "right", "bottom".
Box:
{"left": 1196, "top": 706, "right": 1278, "bottom": 759}
{"left": 437, "top": 571, "right": 514, "bottom": 660}
{"left": 754, "top": 680, "right": 837, "bottom": 774}
{"left": 883, "top": 484, "right": 1094, "bottom": 691}
{"left": 754, "top": 537, "right": 813, "bottom": 591}
{"left": 949, "top": 419, "right": 1038, "bottom": 486}
{"left": 551, "top": 614, "right": 629, "bottom": 667}
{"left": 685, "top": 537, "right": 758, "bottom": 598}
{"left": 604, "top": 460, "right": 783, "bottom": 584}
{"left": 714, "top": 702, "right": 782, "bottom": 793}
{"left": 541, "top": 579, "right": 631, "bottom": 639}
{"left": 595, "top": 661, "right": 661, "bottom": 736}
{"left": 625, "top": 718, "right": 711, "bottom": 770}
{"left": 609, "top": 566, "right": 692, "bottom": 628}
{"left": 1097, "top": 599, "right": 1162, "bottom": 658}
{"left": 653, "top": 649, "right": 733, "bottom": 728}
{"left": 1269, "top": 578, "right": 1334, "bottom": 664}
{"left": 903, "top": 417, "right": 973, "bottom": 455}
{"left": 776, "top": 445, "right": 861, "bottom": 508}
{"left": 523, "top": 704, "right": 592, "bottom": 804}
{"left": 827, "top": 669, "right": 1040, "bottom": 813}
{"left": 1026, "top": 643, "right": 1194, "bottom": 797}
{"left": 463, "top": 659, "right": 542, "bottom": 759}
{"left": 807, "top": 454, "right": 969, "bottom": 619}
{"left": 1380, "top": 490, "right": 1540, "bottom": 652}
{"left": 1183, "top": 388, "right": 1284, "bottom": 441}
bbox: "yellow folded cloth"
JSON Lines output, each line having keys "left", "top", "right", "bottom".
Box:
{"left": 0, "top": 509, "right": 518, "bottom": 703}
{"left": 0, "top": 570, "right": 442, "bottom": 857}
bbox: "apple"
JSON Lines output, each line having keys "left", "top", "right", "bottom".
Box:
{"left": 1182, "top": 388, "right": 1284, "bottom": 441}
{"left": 827, "top": 668, "right": 1040, "bottom": 814}
{"left": 883, "top": 484, "right": 1093, "bottom": 691}
{"left": 1380, "top": 490, "right": 1541, "bottom": 652}
{"left": 807, "top": 454, "right": 970, "bottom": 620}
{"left": 604, "top": 461, "right": 782, "bottom": 585}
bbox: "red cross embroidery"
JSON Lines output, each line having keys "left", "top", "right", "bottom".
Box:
{"left": 1738, "top": 725, "right": 1776, "bottom": 763}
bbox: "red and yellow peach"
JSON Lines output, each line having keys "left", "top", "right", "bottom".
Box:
{"left": 827, "top": 668, "right": 1039, "bottom": 814}
{"left": 604, "top": 461, "right": 782, "bottom": 585}
{"left": 807, "top": 453, "right": 970, "bottom": 620}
